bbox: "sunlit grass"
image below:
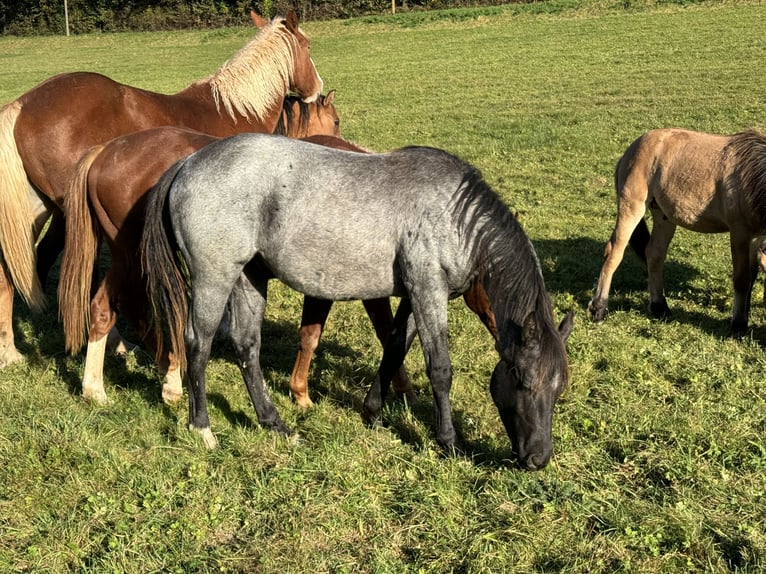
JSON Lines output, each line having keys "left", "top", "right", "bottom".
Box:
{"left": 1, "top": 1, "right": 766, "bottom": 571}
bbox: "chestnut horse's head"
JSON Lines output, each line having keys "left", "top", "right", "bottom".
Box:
{"left": 211, "top": 10, "right": 323, "bottom": 122}
{"left": 251, "top": 10, "right": 323, "bottom": 104}
{"left": 279, "top": 11, "right": 323, "bottom": 103}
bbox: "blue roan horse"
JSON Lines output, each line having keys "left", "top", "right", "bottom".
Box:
{"left": 141, "top": 133, "right": 573, "bottom": 470}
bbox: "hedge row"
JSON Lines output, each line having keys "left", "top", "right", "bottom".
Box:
{"left": 0, "top": 0, "right": 512, "bottom": 35}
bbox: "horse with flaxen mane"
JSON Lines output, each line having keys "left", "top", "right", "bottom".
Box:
{"left": 589, "top": 128, "right": 766, "bottom": 335}
{"left": 141, "top": 133, "right": 573, "bottom": 469}
{"left": 0, "top": 10, "right": 322, "bottom": 367}
{"left": 58, "top": 95, "right": 340, "bottom": 405}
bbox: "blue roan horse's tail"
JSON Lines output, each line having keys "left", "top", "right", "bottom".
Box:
{"left": 140, "top": 157, "right": 191, "bottom": 374}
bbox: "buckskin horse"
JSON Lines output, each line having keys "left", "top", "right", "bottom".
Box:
{"left": 589, "top": 128, "right": 766, "bottom": 335}
{"left": 0, "top": 10, "right": 322, "bottom": 367}
{"left": 141, "top": 133, "right": 573, "bottom": 469}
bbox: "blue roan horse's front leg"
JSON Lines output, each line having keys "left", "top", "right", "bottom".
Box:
{"left": 363, "top": 288, "right": 457, "bottom": 453}
{"left": 362, "top": 298, "right": 417, "bottom": 427}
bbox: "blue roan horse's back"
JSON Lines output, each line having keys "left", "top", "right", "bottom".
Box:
{"left": 169, "top": 133, "right": 479, "bottom": 301}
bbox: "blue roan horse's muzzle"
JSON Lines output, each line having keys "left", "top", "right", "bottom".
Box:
{"left": 490, "top": 361, "right": 555, "bottom": 471}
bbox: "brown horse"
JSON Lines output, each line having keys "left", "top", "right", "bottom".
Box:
{"left": 0, "top": 10, "right": 323, "bottom": 368}
{"left": 58, "top": 126, "right": 416, "bottom": 407}
{"left": 60, "top": 130, "right": 497, "bottom": 408}
{"left": 58, "top": 96, "right": 339, "bottom": 404}
{"left": 588, "top": 128, "right": 766, "bottom": 335}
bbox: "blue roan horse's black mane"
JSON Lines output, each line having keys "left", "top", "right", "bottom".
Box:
{"left": 452, "top": 166, "right": 562, "bottom": 363}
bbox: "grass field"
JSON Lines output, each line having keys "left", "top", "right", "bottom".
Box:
{"left": 1, "top": 1, "right": 766, "bottom": 572}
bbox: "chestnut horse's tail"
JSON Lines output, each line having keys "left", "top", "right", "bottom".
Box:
{"left": 58, "top": 145, "right": 104, "bottom": 353}
{"left": 0, "top": 101, "right": 45, "bottom": 311}
{"left": 141, "top": 158, "right": 190, "bottom": 374}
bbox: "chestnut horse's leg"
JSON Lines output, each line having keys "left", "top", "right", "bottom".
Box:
{"left": 116, "top": 269, "right": 183, "bottom": 404}
{"left": 363, "top": 298, "right": 418, "bottom": 429}
{"left": 644, "top": 208, "right": 676, "bottom": 319}
{"left": 0, "top": 261, "right": 23, "bottom": 367}
{"left": 82, "top": 279, "right": 118, "bottom": 404}
{"left": 35, "top": 211, "right": 65, "bottom": 288}
{"left": 361, "top": 298, "right": 417, "bottom": 403}
{"left": 290, "top": 296, "right": 333, "bottom": 408}
{"left": 462, "top": 282, "right": 498, "bottom": 341}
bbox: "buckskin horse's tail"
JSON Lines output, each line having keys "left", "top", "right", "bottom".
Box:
{"left": 58, "top": 145, "right": 104, "bottom": 353}
{"left": 0, "top": 101, "right": 45, "bottom": 311}
{"left": 141, "top": 158, "right": 190, "bottom": 374}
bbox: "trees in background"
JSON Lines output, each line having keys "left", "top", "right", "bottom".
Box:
{"left": 1, "top": 0, "right": 506, "bottom": 35}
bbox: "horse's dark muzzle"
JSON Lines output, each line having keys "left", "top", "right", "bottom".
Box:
{"left": 499, "top": 410, "right": 553, "bottom": 471}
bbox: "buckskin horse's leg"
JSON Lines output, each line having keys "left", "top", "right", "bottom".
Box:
{"left": 588, "top": 197, "right": 648, "bottom": 322}
{"left": 290, "top": 296, "right": 333, "bottom": 408}
{"left": 730, "top": 229, "right": 755, "bottom": 336}
{"left": 361, "top": 298, "right": 417, "bottom": 403}
{"left": 0, "top": 260, "right": 23, "bottom": 367}
{"left": 644, "top": 208, "right": 676, "bottom": 319}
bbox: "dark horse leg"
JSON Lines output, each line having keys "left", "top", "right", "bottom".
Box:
{"left": 645, "top": 208, "right": 676, "bottom": 319}
{"left": 227, "top": 275, "right": 291, "bottom": 435}
{"left": 362, "top": 298, "right": 418, "bottom": 429}
{"left": 36, "top": 211, "right": 65, "bottom": 288}
{"left": 730, "top": 229, "right": 756, "bottom": 336}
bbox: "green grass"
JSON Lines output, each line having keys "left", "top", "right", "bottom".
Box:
{"left": 2, "top": 1, "right": 766, "bottom": 571}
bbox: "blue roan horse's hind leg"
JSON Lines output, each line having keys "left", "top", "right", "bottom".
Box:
{"left": 226, "top": 276, "right": 291, "bottom": 436}
{"left": 185, "top": 271, "right": 290, "bottom": 448}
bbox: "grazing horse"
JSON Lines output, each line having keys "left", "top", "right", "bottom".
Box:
{"left": 141, "top": 133, "right": 573, "bottom": 469}
{"left": 0, "top": 10, "right": 322, "bottom": 367}
{"left": 58, "top": 95, "right": 342, "bottom": 405}
{"left": 588, "top": 128, "right": 766, "bottom": 335}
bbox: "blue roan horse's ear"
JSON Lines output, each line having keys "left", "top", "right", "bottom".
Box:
{"left": 558, "top": 311, "right": 574, "bottom": 342}
{"left": 521, "top": 312, "right": 541, "bottom": 348}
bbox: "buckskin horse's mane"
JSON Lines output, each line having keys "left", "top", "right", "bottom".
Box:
{"left": 729, "top": 129, "right": 766, "bottom": 227}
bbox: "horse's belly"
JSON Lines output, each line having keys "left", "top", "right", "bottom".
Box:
{"left": 264, "top": 244, "right": 399, "bottom": 301}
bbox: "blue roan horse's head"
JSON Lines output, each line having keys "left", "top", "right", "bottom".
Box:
{"left": 490, "top": 312, "right": 573, "bottom": 470}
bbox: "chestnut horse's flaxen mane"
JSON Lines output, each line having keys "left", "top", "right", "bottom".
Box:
{"left": 206, "top": 16, "right": 299, "bottom": 122}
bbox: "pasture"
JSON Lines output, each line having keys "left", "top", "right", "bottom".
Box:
{"left": 1, "top": 0, "right": 765, "bottom": 571}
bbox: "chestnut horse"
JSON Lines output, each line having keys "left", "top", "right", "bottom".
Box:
{"left": 589, "top": 128, "right": 766, "bottom": 335}
{"left": 0, "top": 10, "right": 323, "bottom": 367}
{"left": 58, "top": 96, "right": 341, "bottom": 405}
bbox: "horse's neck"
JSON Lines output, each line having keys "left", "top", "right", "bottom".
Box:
{"left": 480, "top": 237, "right": 543, "bottom": 350}
{"left": 173, "top": 82, "right": 283, "bottom": 136}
